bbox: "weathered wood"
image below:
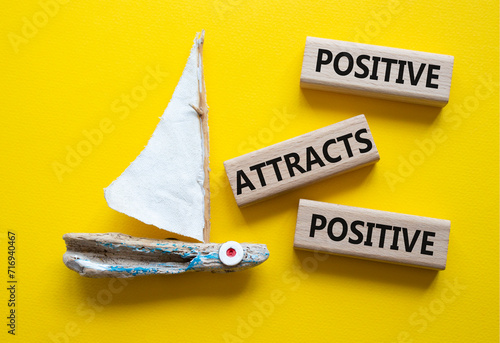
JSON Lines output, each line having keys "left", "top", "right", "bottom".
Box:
{"left": 294, "top": 200, "right": 450, "bottom": 270}
{"left": 63, "top": 233, "right": 269, "bottom": 278}
{"left": 224, "top": 115, "right": 379, "bottom": 207}
{"left": 301, "top": 37, "right": 454, "bottom": 107}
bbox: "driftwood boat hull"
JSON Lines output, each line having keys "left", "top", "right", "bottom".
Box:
{"left": 63, "top": 233, "right": 269, "bottom": 278}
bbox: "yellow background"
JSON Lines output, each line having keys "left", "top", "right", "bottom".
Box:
{"left": 1, "top": 0, "right": 498, "bottom": 342}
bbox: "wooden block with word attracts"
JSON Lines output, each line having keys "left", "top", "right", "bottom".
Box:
{"left": 301, "top": 37, "right": 454, "bottom": 107}
{"left": 294, "top": 199, "right": 451, "bottom": 270}
{"left": 224, "top": 115, "right": 379, "bottom": 207}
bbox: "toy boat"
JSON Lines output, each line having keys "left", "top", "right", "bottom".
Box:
{"left": 63, "top": 31, "right": 269, "bottom": 278}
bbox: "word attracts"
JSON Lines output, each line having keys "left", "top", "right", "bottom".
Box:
{"left": 224, "top": 115, "right": 379, "bottom": 207}
{"left": 235, "top": 127, "right": 373, "bottom": 195}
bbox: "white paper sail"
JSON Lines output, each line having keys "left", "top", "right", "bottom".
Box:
{"left": 104, "top": 33, "right": 207, "bottom": 242}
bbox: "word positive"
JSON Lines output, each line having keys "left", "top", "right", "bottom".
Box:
{"left": 301, "top": 37, "right": 454, "bottom": 107}
{"left": 294, "top": 200, "right": 451, "bottom": 270}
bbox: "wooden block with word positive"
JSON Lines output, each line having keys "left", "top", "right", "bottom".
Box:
{"left": 224, "top": 115, "right": 379, "bottom": 207}
{"left": 294, "top": 199, "right": 451, "bottom": 270}
{"left": 300, "top": 37, "right": 454, "bottom": 107}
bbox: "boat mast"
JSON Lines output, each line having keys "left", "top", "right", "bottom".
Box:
{"left": 192, "top": 31, "right": 210, "bottom": 243}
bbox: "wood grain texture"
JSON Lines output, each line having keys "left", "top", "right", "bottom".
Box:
{"left": 195, "top": 31, "right": 211, "bottom": 243}
{"left": 294, "top": 200, "right": 450, "bottom": 270}
{"left": 224, "top": 115, "right": 379, "bottom": 207}
{"left": 301, "top": 37, "right": 454, "bottom": 107}
{"left": 63, "top": 233, "right": 269, "bottom": 278}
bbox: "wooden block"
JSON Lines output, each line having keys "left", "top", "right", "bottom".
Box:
{"left": 224, "top": 115, "right": 379, "bottom": 207}
{"left": 301, "top": 37, "right": 454, "bottom": 107}
{"left": 294, "top": 200, "right": 451, "bottom": 270}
